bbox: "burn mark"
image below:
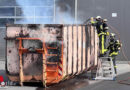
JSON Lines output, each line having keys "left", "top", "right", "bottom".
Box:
{"left": 23, "top": 53, "right": 43, "bottom": 75}
{"left": 9, "top": 50, "right": 11, "bottom": 53}
{"left": 19, "top": 30, "right": 24, "bottom": 37}
{"left": 27, "top": 24, "right": 40, "bottom": 30}
{"left": 28, "top": 47, "right": 37, "bottom": 53}
{"left": 31, "top": 54, "right": 34, "bottom": 62}
{"left": 23, "top": 40, "right": 43, "bottom": 49}
{"left": 44, "top": 24, "right": 63, "bottom": 28}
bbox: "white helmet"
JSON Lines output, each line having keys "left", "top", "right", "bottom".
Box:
{"left": 116, "top": 40, "right": 120, "bottom": 43}
{"left": 110, "top": 33, "right": 115, "bottom": 37}
{"left": 96, "top": 16, "right": 101, "bottom": 19}
{"left": 103, "top": 19, "right": 108, "bottom": 22}
{"left": 104, "top": 27, "right": 109, "bottom": 30}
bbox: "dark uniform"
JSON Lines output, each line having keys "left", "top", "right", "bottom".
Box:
{"left": 96, "top": 20, "right": 108, "bottom": 56}
{"left": 107, "top": 40, "right": 121, "bottom": 74}
{"left": 96, "top": 20, "right": 103, "bottom": 34}
{"left": 103, "top": 21, "right": 109, "bottom": 48}
{"left": 90, "top": 17, "right": 103, "bottom": 34}
{"left": 91, "top": 17, "right": 108, "bottom": 56}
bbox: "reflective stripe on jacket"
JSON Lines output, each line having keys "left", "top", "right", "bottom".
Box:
{"left": 109, "top": 51, "right": 118, "bottom": 57}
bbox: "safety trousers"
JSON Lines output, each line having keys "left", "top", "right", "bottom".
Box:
{"left": 113, "top": 56, "right": 117, "bottom": 74}
{"left": 99, "top": 35, "right": 107, "bottom": 55}
{"left": 109, "top": 55, "right": 117, "bottom": 74}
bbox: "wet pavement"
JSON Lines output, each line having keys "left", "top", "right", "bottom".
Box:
{"left": 78, "top": 72, "right": 130, "bottom": 90}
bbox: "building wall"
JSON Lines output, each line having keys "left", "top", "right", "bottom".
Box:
{"left": 77, "top": 0, "right": 129, "bottom": 60}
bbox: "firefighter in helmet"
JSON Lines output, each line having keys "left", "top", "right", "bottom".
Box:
{"left": 107, "top": 35, "right": 122, "bottom": 74}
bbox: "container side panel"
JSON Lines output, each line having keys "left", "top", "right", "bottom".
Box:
{"left": 7, "top": 27, "right": 20, "bottom": 75}
{"left": 68, "top": 26, "right": 73, "bottom": 75}
{"left": 82, "top": 26, "right": 86, "bottom": 70}
{"left": 7, "top": 27, "right": 21, "bottom": 38}
{"left": 85, "top": 25, "right": 88, "bottom": 69}
{"left": 73, "top": 26, "right": 78, "bottom": 74}
{"left": 95, "top": 29, "right": 99, "bottom": 65}
{"left": 77, "top": 26, "right": 82, "bottom": 74}
{"left": 7, "top": 26, "right": 28, "bottom": 38}
{"left": 87, "top": 26, "right": 91, "bottom": 68}
{"left": 7, "top": 40, "right": 19, "bottom": 74}
{"left": 90, "top": 26, "right": 95, "bottom": 66}
{"left": 93, "top": 28, "right": 95, "bottom": 66}
{"left": 63, "top": 26, "right": 68, "bottom": 77}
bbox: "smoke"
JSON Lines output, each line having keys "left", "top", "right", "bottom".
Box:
{"left": 15, "top": 0, "right": 79, "bottom": 50}
{"left": 55, "top": 0, "right": 75, "bottom": 24}
{"left": 22, "top": 25, "right": 62, "bottom": 55}
{"left": 28, "top": 27, "right": 58, "bottom": 43}
{"left": 15, "top": 0, "right": 43, "bottom": 23}
{"left": 16, "top": 0, "right": 81, "bottom": 24}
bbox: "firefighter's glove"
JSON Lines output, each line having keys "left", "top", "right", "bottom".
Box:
{"left": 106, "top": 32, "right": 110, "bottom": 36}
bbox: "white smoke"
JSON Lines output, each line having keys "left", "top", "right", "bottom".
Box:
{"left": 15, "top": 0, "right": 80, "bottom": 44}
{"left": 55, "top": 1, "right": 75, "bottom": 24}
{"left": 16, "top": 0, "right": 44, "bottom": 23}
{"left": 16, "top": 0, "right": 81, "bottom": 24}
{"left": 22, "top": 25, "right": 61, "bottom": 50}
{"left": 29, "top": 27, "right": 58, "bottom": 43}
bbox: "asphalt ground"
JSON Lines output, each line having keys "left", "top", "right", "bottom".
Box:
{"left": 79, "top": 72, "right": 130, "bottom": 90}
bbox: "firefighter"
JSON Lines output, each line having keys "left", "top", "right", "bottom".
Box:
{"left": 109, "top": 33, "right": 116, "bottom": 45}
{"left": 90, "top": 16, "right": 103, "bottom": 33}
{"left": 107, "top": 33, "right": 116, "bottom": 56}
{"left": 103, "top": 19, "right": 108, "bottom": 28}
{"left": 95, "top": 16, "right": 103, "bottom": 34}
{"left": 103, "top": 19, "right": 109, "bottom": 48}
{"left": 91, "top": 16, "right": 108, "bottom": 56}
{"left": 107, "top": 39, "right": 122, "bottom": 74}
{"left": 95, "top": 16, "right": 108, "bottom": 56}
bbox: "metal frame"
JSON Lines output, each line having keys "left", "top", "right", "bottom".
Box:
{"left": 94, "top": 57, "right": 116, "bottom": 80}
{"left": 17, "top": 38, "right": 45, "bottom": 86}
{"left": 16, "top": 37, "right": 63, "bottom": 87}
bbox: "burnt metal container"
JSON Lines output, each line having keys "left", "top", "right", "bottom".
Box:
{"left": 5, "top": 24, "right": 99, "bottom": 86}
